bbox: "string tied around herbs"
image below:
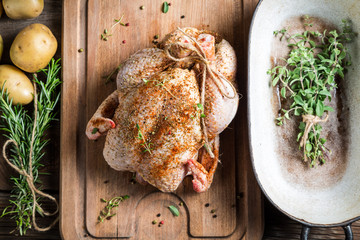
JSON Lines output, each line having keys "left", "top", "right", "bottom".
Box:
{"left": 164, "top": 27, "right": 238, "bottom": 158}
{"left": 2, "top": 82, "right": 59, "bottom": 232}
{"left": 299, "top": 113, "right": 329, "bottom": 163}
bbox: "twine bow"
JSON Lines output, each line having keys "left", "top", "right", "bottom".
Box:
{"left": 164, "top": 27, "right": 238, "bottom": 158}
{"left": 299, "top": 113, "right": 329, "bottom": 162}
{"left": 2, "top": 83, "right": 59, "bottom": 232}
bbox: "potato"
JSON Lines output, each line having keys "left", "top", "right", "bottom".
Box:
{"left": 0, "top": 35, "right": 3, "bottom": 61}
{"left": 2, "top": 0, "right": 44, "bottom": 20}
{"left": 10, "top": 23, "right": 57, "bottom": 73}
{"left": 0, "top": 65, "right": 34, "bottom": 105}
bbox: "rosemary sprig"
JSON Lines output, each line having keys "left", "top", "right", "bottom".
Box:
{"left": 0, "top": 59, "right": 61, "bottom": 235}
{"left": 268, "top": 18, "right": 354, "bottom": 167}
{"left": 136, "top": 123, "right": 153, "bottom": 154}
{"left": 98, "top": 195, "right": 129, "bottom": 223}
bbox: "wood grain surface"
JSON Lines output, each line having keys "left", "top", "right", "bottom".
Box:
{"left": 62, "top": 0, "right": 261, "bottom": 239}
{"left": 1, "top": 0, "right": 360, "bottom": 239}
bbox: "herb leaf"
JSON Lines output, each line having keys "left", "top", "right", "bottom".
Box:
{"left": 162, "top": 2, "right": 169, "bottom": 13}
{"left": 168, "top": 205, "right": 179, "bottom": 216}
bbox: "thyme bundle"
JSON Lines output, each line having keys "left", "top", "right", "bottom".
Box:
{"left": 268, "top": 17, "right": 355, "bottom": 167}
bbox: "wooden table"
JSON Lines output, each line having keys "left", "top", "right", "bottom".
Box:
{"left": 0, "top": 0, "right": 360, "bottom": 239}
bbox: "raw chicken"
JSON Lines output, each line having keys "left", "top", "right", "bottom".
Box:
{"left": 86, "top": 27, "right": 238, "bottom": 192}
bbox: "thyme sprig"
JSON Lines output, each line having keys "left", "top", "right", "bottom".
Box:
{"left": 268, "top": 18, "right": 354, "bottom": 167}
{"left": 136, "top": 123, "right": 153, "bottom": 154}
{"left": 142, "top": 78, "right": 177, "bottom": 98}
{"left": 101, "top": 15, "right": 126, "bottom": 41}
{"left": 0, "top": 59, "right": 61, "bottom": 235}
{"left": 105, "top": 64, "right": 122, "bottom": 84}
{"left": 98, "top": 195, "right": 129, "bottom": 223}
{"left": 191, "top": 103, "right": 206, "bottom": 119}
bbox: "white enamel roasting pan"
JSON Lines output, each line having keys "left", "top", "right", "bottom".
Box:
{"left": 248, "top": 0, "right": 360, "bottom": 239}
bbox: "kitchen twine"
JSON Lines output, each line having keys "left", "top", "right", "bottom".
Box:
{"left": 164, "top": 27, "right": 238, "bottom": 158}
{"left": 299, "top": 113, "right": 329, "bottom": 162}
{"left": 2, "top": 82, "right": 59, "bottom": 232}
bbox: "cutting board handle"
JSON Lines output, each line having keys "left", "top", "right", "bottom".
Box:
{"left": 301, "top": 223, "right": 353, "bottom": 240}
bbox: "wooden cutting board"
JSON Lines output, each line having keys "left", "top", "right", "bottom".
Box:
{"left": 60, "top": 0, "right": 263, "bottom": 239}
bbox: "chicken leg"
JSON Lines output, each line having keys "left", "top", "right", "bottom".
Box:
{"left": 187, "top": 135, "right": 219, "bottom": 192}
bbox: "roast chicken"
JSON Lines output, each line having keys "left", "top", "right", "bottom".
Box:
{"left": 86, "top": 27, "right": 238, "bottom": 192}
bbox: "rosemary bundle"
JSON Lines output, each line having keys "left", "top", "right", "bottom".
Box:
{"left": 268, "top": 17, "right": 354, "bottom": 167}
{"left": 0, "top": 59, "right": 61, "bottom": 235}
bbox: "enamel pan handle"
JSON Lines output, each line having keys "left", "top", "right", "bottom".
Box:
{"left": 301, "top": 224, "right": 353, "bottom": 240}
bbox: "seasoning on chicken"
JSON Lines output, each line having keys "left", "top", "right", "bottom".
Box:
{"left": 86, "top": 27, "right": 238, "bottom": 192}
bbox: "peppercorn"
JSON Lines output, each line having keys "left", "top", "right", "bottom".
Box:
{"left": 152, "top": 220, "right": 157, "bottom": 224}
{"left": 181, "top": 15, "right": 185, "bottom": 19}
{"left": 157, "top": 213, "right": 161, "bottom": 217}
{"left": 205, "top": 203, "right": 210, "bottom": 207}
{"left": 140, "top": 5, "right": 145, "bottom": 10}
